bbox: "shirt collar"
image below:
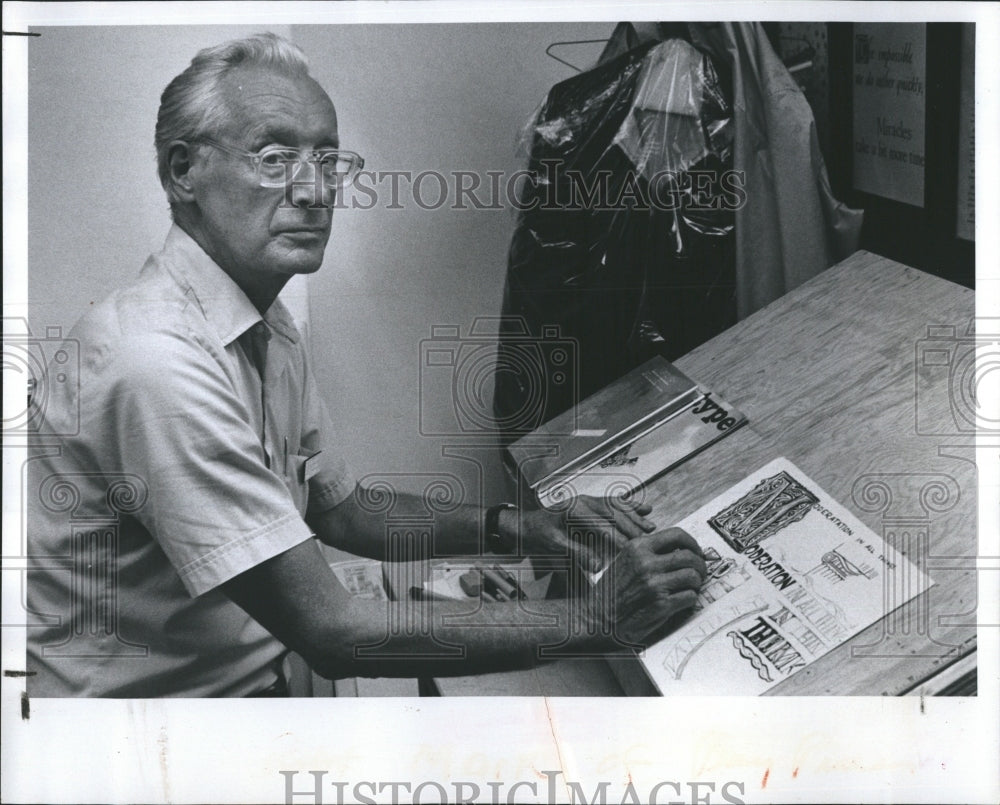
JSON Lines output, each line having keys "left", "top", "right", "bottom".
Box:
{"left": 158, "top": 224, "right": 300, "bottom": 347}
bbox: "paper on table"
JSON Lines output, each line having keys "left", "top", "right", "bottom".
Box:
{"left": 612, "top": 457, "right": 934, "bottom": 695}
{"left": 329, "top": 559, "right": 389, "bottom": 601}
{"left": 425, "top": 558, "right": 551, "bottom": 601}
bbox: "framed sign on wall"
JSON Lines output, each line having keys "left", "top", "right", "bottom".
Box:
{"left": 828, "top": 22, "right": 973, "bottom": 288}
{"left": 850, "top": 23, "right": 927, "bottom": 207}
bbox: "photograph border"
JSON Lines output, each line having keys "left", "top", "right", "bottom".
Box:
{"left": 3, "top": 2, "right": 998, "bottom": 803}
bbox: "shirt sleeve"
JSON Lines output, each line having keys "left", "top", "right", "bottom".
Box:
{"left": 106, "top": 328, "right": 315, "bottom": 597}
{"left": 298, "top": 346, "right": 357, "bottom": 516}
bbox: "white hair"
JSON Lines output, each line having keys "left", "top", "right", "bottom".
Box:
{"left": 155, "top": 32, "right": 310, "bottom": 201}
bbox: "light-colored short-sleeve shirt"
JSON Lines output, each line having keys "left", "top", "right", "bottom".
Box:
{"left": 26, "top": 225, "right": 355, "bottom": 697}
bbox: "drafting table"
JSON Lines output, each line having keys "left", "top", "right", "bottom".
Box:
{"left": 427, "top": 250, "right": 980, "bottom": 696}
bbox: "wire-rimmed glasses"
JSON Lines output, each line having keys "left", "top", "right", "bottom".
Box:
{"left": 195, "top": 137, "right": 366, "bottom": 189}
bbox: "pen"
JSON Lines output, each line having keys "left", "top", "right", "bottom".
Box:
{"left": 479, "top": 585, "right": 507, "bottom": 603}
{"left": 409, "top": 586, "right": 453, "bottom": 602}
{"left": 493, "top": 565, "right": 526, "bottom": 599}
{"left": 481, "top": 566, "right": 518, "bottom": 600}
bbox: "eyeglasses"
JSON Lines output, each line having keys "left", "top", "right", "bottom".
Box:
{"left": 194, "top": 137, "right": 366, "bottom": 189}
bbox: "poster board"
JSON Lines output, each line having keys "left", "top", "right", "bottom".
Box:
{"left": 956, "top": 23, "right": 975, "bottom": 241}
{"left": 851, "top": 23, "right": 927, "bottom": 206}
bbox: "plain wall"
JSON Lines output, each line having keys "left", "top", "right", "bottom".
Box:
{"left": 27, "top": 23, "right": 612, "bottom": 505}
{"left": 294, "top": 23, "right": 611, "bottom": 502}
{"left": 28, "top": 25, "right": 292, "bottom": 322}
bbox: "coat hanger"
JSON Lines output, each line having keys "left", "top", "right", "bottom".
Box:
{"left": 779, "top": 34, "right": 816, "bottom": 73}
{"left": 544, "top": 38, "right": 608, "bottom": 72}
{"left": 546, "top": 24, "right": 693, "bottom": 72}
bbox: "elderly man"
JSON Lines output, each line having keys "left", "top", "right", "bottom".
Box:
{"left": 26, "top": 33, "right": 706, "bottom": 697}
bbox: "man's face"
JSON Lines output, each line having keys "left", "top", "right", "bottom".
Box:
{"left": 187, "top": 65, "right": 338, "bottom": 289}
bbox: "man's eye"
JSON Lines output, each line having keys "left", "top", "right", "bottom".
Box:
{"left": 260, "top": 151, "right": 294, "bottom": 167}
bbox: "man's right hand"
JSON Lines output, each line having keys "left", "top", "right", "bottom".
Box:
{"left": 585, "top": 527, "right": 707, "bottom": 646}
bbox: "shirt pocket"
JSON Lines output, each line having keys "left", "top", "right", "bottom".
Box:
{"left": 283, "top": 450, "right": 323, "bottom": 517}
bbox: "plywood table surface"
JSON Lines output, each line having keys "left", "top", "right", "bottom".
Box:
{"left": 435, "top": 251, "right": 978, "bottom": 696}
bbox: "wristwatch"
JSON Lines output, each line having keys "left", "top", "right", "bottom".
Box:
{"left": 484, "top": 502, "right": 518, "bottom": 554}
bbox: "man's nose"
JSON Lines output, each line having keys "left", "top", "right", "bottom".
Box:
{"left": 285, "top": 160, "right": 335, "bottom": 208}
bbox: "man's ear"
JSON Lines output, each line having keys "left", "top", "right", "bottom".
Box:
{"left": 166, "top": 141, "right": 199, "bottom": 203}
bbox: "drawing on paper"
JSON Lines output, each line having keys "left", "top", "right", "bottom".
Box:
{"left": 708, "top": 470, "right": 819, "bottom": 552}
{"left": 727, "top": 613, "right": 810, "bottom": 683}
{"left": 599, "top": 444, "right": 639, "bottom": 468}
{"left": 611, "top": 458, "right": 934, "bottom": 696}
{"left": 809, "top": 547, "right": 878, "bottom": 583}
{"left": 696, "top": 546, "right": 752, "bottom": 607}
{"left": 660, "top": 596, "right": 770, "bottom": 680}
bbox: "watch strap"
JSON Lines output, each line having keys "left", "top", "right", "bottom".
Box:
{"left": 485, "top": 503, "right": 518, "bottom": 554}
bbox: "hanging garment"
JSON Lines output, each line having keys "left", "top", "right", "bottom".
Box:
{"left": 687, "top": 21, "right": 864, "bottom": 317}
{"left": 495, "top": 36, "right": 737, "bottom": 442}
